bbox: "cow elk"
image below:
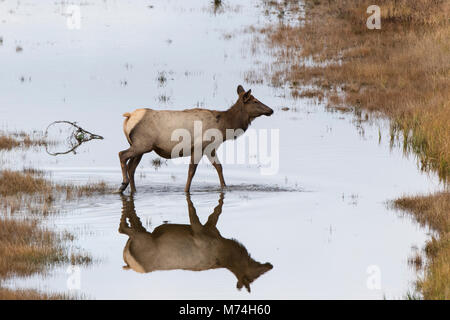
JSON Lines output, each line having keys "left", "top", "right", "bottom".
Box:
{"left": 118, "top": 85, "right": 273, "bottom": 193}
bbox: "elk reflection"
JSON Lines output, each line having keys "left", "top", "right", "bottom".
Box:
{"left": 118, "top": 193, "right": 272, "bottom": 292}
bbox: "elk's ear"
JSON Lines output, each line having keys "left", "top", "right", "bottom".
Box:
{"left": 237, "top": 85, "right": 245, "bottom": 95}
{"left": 236, "top": 277, "right": 251, "bottom": 293}
{"left": 243, "top": 89, "right": 252, "bottom": 103}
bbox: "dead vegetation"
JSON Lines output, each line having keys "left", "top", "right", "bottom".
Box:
{"left": 0, "top": 168, "right": 109, "bottom": 299}
{"left": 0, "top": 131, "right": 50, "bottom": 151}
{"left": 0, "top": 287, "right": 71, "bottom": 300}
{"left": 0, "top": 170, "right": 111, "bottom": 215}
{"left": 0, "top": 217, "right": 68, "bottom": 279}
{"left": 394, "top": 192, "right": 450, "bottom": 299}
{"left": 257, "top": 0, "right": 449, "bottom": 299}
{"left": 151, "top": 158, "right": 167, "bottom": 171}
{"left": 0, "top": 139, "right": 112, "bottom": 299}
{"left": 259, "top": 0, "right": 449, "bottom": 180}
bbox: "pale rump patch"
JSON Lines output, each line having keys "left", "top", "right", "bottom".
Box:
{"left": 123, "top": 108, "right": 147, "bottom": 144}
{"left": 123, "top": 243, "right": 146, "bottom": 273}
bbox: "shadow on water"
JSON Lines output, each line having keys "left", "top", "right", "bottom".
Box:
{"left": 118, "top": 192, "right": 273, "bottom": 293}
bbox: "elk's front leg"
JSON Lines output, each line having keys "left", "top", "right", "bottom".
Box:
{"left": 184, "top": 156, "right": 198, "bottom": 192}
{"left": 205, "top": 192, "right": 224, "bottom": 229}
{"left": 186, "top": 193, "right": 203, "bottom": 233}
{"left": 207, "top": 152, "right": 226, "bottom": 189}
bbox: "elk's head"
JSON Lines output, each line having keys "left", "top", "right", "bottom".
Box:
{"left": 237, "top": 85, "right": 273, "bottom": 120}
{"left": 235, "top": 259, "right": 273, "bottom": 293}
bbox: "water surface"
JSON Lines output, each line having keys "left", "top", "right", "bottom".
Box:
{"left": 0, "top": 0, "right": 441, "bottom": 299}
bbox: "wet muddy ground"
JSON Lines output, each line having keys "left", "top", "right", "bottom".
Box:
{"left": 0, "top": 0, "right": 443, "bottom": 298}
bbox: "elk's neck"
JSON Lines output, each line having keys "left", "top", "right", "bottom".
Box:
{"left": 217, "top": 239, "right": 251, "bottom": 274}
{"left": 222, "top": 101, "right": 250, "bottom": 133}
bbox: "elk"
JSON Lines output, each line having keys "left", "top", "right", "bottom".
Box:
{"left": 118, "top": 193, "right": 273, "bottom": 292}
{"left": 118, "top": 85, "right": 273, "bottom": 193}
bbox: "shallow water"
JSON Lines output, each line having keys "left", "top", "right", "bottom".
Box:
{"left": 0, "top": 0, "right": 442, "bottom": 299}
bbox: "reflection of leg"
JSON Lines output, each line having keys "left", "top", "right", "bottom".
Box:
{"left": 205, "top": 193, "right": 225, "bottom": 228}
{"left": 118, "top": 194, "right": 132, "bottom": 235}
{"left": 207, "top": 153, "right": 226, "bottom": 188}
{"left": 118, "top": 194, "right": 146, "bottom": 234}
{"left": 186, "top": 193, "right": 202, "bottom": 232}
{"left": 118, "top": 144, "right": 152, "bottom": 193}
{"left": 184, "top": 155, "right": 199, "bottom": 192}
{"left": 118, "top": 148, "right": 132, "bottom": 192}
{"left": 128, "top": 155, "right": 143, "bottom": 193}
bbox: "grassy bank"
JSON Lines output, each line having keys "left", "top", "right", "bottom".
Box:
{"left": 257, "top": 0, "right": 449, "bottom": 298}
{"left": 261, "top": 0, "right": 449, "bottom": 179}
{"left": 0, "top": 136, "right": 111, "bottom": 299}
{"left": 394, "top": 193, "right": 449, "bottom": 299}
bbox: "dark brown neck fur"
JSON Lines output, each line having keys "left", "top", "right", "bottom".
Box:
{"left": 221, "top": 100, "right": 251, "bottom": 133}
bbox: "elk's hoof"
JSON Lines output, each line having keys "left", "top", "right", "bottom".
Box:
{"left": 114, "top": 182, "right": 129, "bottom": 194}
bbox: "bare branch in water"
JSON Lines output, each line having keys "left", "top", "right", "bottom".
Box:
{"left": 44, "top": 121, "right": 103, "bottom": 156}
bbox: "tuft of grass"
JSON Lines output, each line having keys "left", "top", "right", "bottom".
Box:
{"left": 151, "top": 158, "right": 167, "bottom": 171}
{"left": 157, "top": 72, "right": 167, "bottom": 86}
{"left": 0, "top": 170, "right": 52, "bottom": 196}
{"left": 0, "top": 287, "right": 73, "bottom": 300}
{"left": 0, "top": 217, "right": 66, "bottom": 279}
{"left": 157, "top": 94, "right": 171, "bottom": 104}
{"left": 393, "top": 192, "right": 450, "bottom": 299}
{"left": 0, "top": 136, "right": 20, "bottom": 150}
{"left": 59, "top": 181, "right": 111, "bottom": 200}
{"left": 0, "top": 131, "right": 50, "bottom": 151}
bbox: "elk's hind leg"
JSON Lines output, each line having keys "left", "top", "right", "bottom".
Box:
{"left": 127, "top": 155, "right": 143, "bottom": 193}
{"left": 118, "top": 146, "right": 148, "bottom": 193}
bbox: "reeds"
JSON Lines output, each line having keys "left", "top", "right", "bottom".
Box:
{"left": 394, "top": 192, "right": 450, "bottom": 299}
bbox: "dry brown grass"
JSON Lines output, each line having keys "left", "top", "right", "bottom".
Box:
{"left": 0, "top": 287, "right": 70, "bottom": 300}
{"left": 0, "top": 170, "right": 52, "bottom": 197}
{"left": 59, "top": 181, "right": 110, "bottom": 200}
{"left": 260, "top": 0, "right": 450, "bottom": 180}
{"left": 0, "top": 217, "right": 66, "bottom": 279}
{"left": 0, "top": 131, "right": 49, "bottom": 151}
{"left": 0, "top": 170, "right": 112, "bottom": 214}
{"left": 394, "top": 192, "right": 450, "bottom": 299}
{"left": 0, "top": 167, "right": 110, "bottom": 299}
{"left": 0, "top": 136, "right": 20, "bottom": 150}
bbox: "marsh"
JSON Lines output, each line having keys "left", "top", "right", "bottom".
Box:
{"left": 0, "top": 0, "right": 442, "bottom": 299}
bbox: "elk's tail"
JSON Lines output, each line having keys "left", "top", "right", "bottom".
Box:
{"left": 122, "top": 109, "right": 147, "bottom": 145}
{"left": 122, "top": 112, "right": 132, "bottom": 145}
